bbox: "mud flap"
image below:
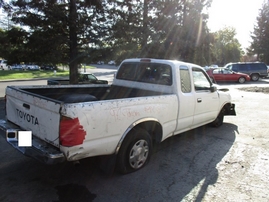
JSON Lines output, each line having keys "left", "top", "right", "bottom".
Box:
{"left": 225, "top": 103, "right": 236, "bottom": 116}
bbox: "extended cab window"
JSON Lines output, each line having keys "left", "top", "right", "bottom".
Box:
{"left": 192, "top": 67, "right": 211, "bottom": 91}
{"left": 116, "top": 62, "right": 172, "bottom": 85}
{"left": 180, "top": 65, "right": 191, "bottom": 93}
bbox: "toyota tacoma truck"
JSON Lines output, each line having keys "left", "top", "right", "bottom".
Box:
{"left": 0, "top": 58, "right": 236, "bottom": 174}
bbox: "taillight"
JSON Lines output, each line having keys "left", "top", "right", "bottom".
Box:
{"left": 59, "top": 116, "right": 86, "bottom": 147}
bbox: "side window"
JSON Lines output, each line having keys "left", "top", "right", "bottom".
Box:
{"left": 87, "top": 74, "right": 97, "bottom": 81}
{"left": 233, "top": 64, "right": 239, "bottom": 72}
{"left": 180, "top": 65, "right": 191, "bottom": 93}
{"left": 226, "top": 64, "right": 232, "bottom": 70}
{"left": 213, "top": 69, "right": 219, "bottom": 74}
{"left": 223, "top": 69, "right": 231, "bottom": 74}
{"left": 240, "top": 64, "right": 248, "bottom": 71}
{"left": 192, "top": 68, "right": 211, "bottom": 91}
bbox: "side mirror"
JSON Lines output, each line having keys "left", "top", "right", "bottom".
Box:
{"left": 210, "top": 85, "right": 217, "bottom": 92}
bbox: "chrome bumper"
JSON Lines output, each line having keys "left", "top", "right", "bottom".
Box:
{"left": 0, "top": 119, "right": 66, "bottom": 164}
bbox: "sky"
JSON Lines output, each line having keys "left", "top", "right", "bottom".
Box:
{"left": 207, "top": 0, "right": 265, "bottom": 50}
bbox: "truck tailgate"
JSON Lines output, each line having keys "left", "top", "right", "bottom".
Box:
{"left": 5, "top": 87, "right": 62, "bottom": 147}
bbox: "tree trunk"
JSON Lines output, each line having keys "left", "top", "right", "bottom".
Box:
{"left": 69, "top": 0, "right": 79, "bottom": 84}
{"left": 140, "top": 0, "right": 148, "bottom": 56}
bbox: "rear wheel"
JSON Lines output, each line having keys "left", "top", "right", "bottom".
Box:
{"left": 117, "top": 128, "right": 152, "bottom": 174}
{"left": 238, "top": 77, "right": 246, "bottom": 84}
{"left": 251, "top": 74, "right": 259, "bottom": 81}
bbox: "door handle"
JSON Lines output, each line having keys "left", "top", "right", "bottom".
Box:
{"left": 197, "top": 98, "right": 202, "bottom": 103}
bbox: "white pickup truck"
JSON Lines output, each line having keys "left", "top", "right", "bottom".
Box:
{"left": 0, "top": 58, "right": 236, "bottom": 174}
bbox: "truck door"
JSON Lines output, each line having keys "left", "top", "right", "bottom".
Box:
{"left": 192, "top": 67, "right": 219, "bottom": 127}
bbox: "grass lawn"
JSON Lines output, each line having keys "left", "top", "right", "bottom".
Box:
{"left": 0, "top": 65, "right": 95, "bottom": 80}
{"left": 0, "top": 70, "right": 69, "bottom": 80}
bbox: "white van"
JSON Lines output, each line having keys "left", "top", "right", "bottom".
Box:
{"left": 0, "top": 59, "right": 9, "bottom": 70}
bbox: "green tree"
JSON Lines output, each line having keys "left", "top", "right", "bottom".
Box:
{"left": 0, "top": 28, "right": 8, "bottom": 58}
{"left": 4, "top": 0, "right": 108, "bottom": 83}
{"left": 249, "top": 1, "right": 269, "bottom": 64}
{"left": 110, "top": 0, "right": 213, "bottom": 64}
{"left": 0, "top": 27, "right": 28, "bottom": 64}
{"left": 3, "top": 0, "right": 215, "bottom": 73}
{"left": 106, "top": 0, "right": 145, "bottom": 61}
{"left": 211, "top": 27, "right": 242, "bottom": 66}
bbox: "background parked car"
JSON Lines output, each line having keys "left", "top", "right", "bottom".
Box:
{"left": 209, "top": 64, "right": 219, "bottom": 69}
{"left": 206, "top": 68, "right": 251, "bottom": 83}
{"left": 224, "top": 62, "right": 267, "bottom": 81}
{"left": 78, "top": 73, "right": 108, "bottom": 84}
{"left": 40, "top": 64, "right": 57, "bottom": 70}
{"left": 108, "top": 60, "right": 116, "bottom": 65}
{"left": 10, "top": 64, "right": 23, "bottom": 70}
{"left": 24, "top": 64, "right": 40, "bottom": 70}
{"left": 0, "top": 59, "right": 9, "bottom": 70}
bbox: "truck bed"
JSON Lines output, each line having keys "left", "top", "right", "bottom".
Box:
{"left": 5, "top": 84, "right": 176, "bottom": 156}
{"left": 17, "top": 85, "right": 171, "bottom": 103}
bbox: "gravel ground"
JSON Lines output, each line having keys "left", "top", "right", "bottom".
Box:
{"left": 239, "top": 86, "right": 269, "bottom": 94}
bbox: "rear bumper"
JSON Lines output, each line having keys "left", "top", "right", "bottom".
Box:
{"left": 0, "top": 119, "right": 66, "bottom": 164}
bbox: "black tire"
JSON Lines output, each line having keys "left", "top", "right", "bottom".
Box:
{"left": 251, "top": 74, "right": 259, "bottom": 81}
{"left": 210, "top": 111, "right": 224, "bottom": 127}
{"left": 238, "top": 77, "right": 246, "bottom": 84}
{"left": 117, "top": 128, "right": 152, "bottom": 174}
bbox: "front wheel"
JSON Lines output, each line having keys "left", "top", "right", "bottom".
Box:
{"left": 210, "top": 111, "right": 224, "bottom": 127}
{"left": 117, "top": 128, "right": 152, "bottom": 174}
{"left": 238, "top": 77, "right": 246, "bottom": 84}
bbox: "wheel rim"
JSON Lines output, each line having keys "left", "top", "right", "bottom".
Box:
{"left": 252, "top": 75, "right": 258, "bottom": 81}
{"left": 129, "top": 140, "right": 149, "bottom": 169}
{"left": 239, "top": 77, "right": 245, "bottom": 83}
